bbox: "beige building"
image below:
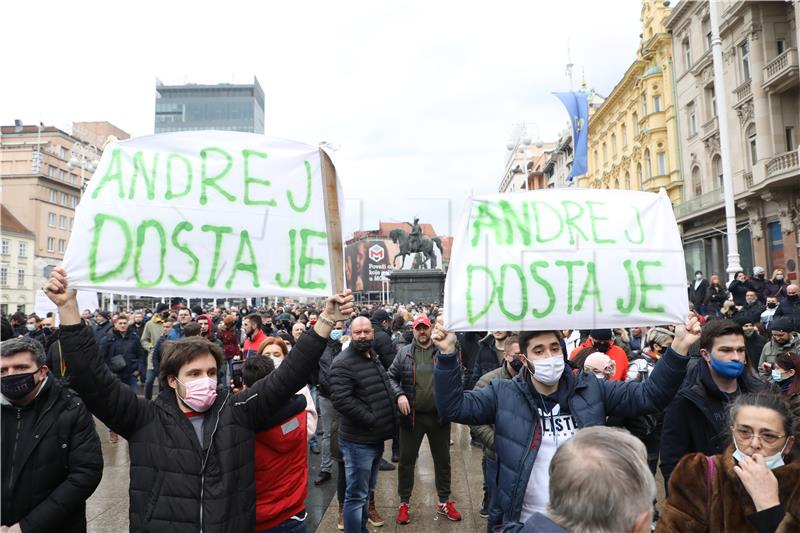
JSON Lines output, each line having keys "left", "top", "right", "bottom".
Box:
{"left": 665, "top": 0, "right": 799, "bottom": 280}
{"left": 0, "top": 122, "right": 129, "bottom": 287}
{"left": 0, "top": 205, "right": 36, "bottom": 315}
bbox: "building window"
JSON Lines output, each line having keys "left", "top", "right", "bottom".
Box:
{"left": 0, "top": 304, "right": 6, "bottom": 316}
{"left": 1, "top": 239, "right": 8, "bottom": 255}
{"left": 712, "top": 155, "right": 723, "bottom": 188}
{"left": 786, "top": 127, "right": 796, "bottom": 152}
{"left": 48, "top": 212, "right": 56, "bottom": 227}
{"left": 602, "top": 143, "right": 608, "bottom": 165}
{"left": 621, "top": 124, "right": 628, "bottom": 147}
{"left": 688, "top": 103, "right": 698, "bottom": 136}
{"left": 692, "top": 166, "right": 702, "bottom": 196}
{"left": 777, "top": 39, "right": 786, "bottom": 56}
{"left": 706, "top": 87, "right": 717, "bottom": 118}
{"left": 0, "top": 267, "right": 7, "bottom": 287}
{"left": 49, "top": 189, "right": 57, "bottom": 203}
{"left": 18, "top": 242, "right": 26, "bottom": 257}
{"left": 636, "top": 163, "right": 643, "bottom": 188}
{"left": 614, "top": 178, "right": 620, "bottom": 189}
{"left": 60, "top": 192, "right": 68, "bottom": 206}
{"left": 682, "top": 39, "right": 692, "bottom": 70}
{"left": 71, "top": 196, "right": 78, "bottom": 208}
{"left": 58, "top": 239, "right": 66, "bottom": 254}
{"left": 641, "top": 94, "right": 648, "bottom": 115}
{"left": 611, "top": 134, "right": 617, "bottom": 155}
{"left": 705, "top": 31, "right": 712, "bottom": 51}
{"left": 69, "top": 218, "right": 74, "bottom": 230}
{"left": 740, "top": 40, "right": 751, "bottom": 81}
{"left": 633, "top": 113, "right": 639, "bottom": 135}
{"left": 59, "top": 169, "right": 66, "bottom": 180}
{"left": 47, "top": 237, "right": 55, "bottom": 253}
{"left": 653, "top": 95, "right": 661, "bottom": 112}
{"left": 48, "top": 165, "right": 56, "bottom": 177}
{"left": 745, "top": 124, "right": 757, "bottom": 167}
{"left": 594, "top": 150, "right": 599, "bottom": 169}
{"left": 70, "top": 174, "right": 77, "bottom": 185}
{"left": 17, "top": 269, "right": 24, "bottom": 288}
{"left": 59, "top": 215, "right": 67, "bottom": 229}
{"left": 625, "top": 171, "right": 631, "bottom": 189}
{"left": 17, "top": 304, "right": 25, "bottom": 313}
{"left": 657, "top": 152, "right": 667, "bottom": 175}
{"left": 644, "top": 149, "right": 652, "bottom": 179}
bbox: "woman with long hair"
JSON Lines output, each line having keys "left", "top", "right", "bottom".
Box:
{"left": 704, "top": 275, "right": 729, "bottom": 317}
{"left": 658, "top": 393, "right": 800, "bottom": 532}
{"left": 765, "top": 269, "right": 789, "bottom": 301}
{"left": 772, "top": 351, "right": 800, "bottom": 397}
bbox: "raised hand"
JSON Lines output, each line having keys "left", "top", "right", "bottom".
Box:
{"left": 43, "top": 266, "right": 76, "bottom": 308}
{"left": 431, "top": 315, "right": 457, "bottom": 354}
{"left": 671, "top": 316, "right": 701, "bottom": 356}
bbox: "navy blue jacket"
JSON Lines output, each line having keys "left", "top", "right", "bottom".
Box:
{"left": 99, "top": 329, "right": 145, "bottom": 380}
{"left": 435, "top": 346, "right": 689, "bottom": 523}
{"left": 471, "top": 334, "right": 503, "bottom": 385}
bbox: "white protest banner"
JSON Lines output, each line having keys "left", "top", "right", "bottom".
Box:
{"left": 63, "top": 131, "right": 343, "bottom": 298}
{"left": 444, "top": 189, "right": 688, "bottom": 331}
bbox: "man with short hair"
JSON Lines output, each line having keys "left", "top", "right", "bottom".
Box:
{"left": 503, "top": 427, "right": 656, "bottom": 533}
{"left": 659, "top": 319, "right": 767, "bottom": 487}
{"left": 688, "top": 270, "right": 709, "bottom": 315}
{"left": 1, "top": 336, "right": 103, "bottom": 532}
{"left": 773, "top": 283, "right": 800, "bottom": 331}
{"left": 130, "top": 311, "right": 146, "bottom": 339}
{"left": 99, "top": 313, "right": 145, "bottom": 393}
{"left": 242, "top": 313, "right": 267, "bottom": 359}
{"left": 757, "top": 316, "right": 800, "bottom": 377}
{"left": 733, "top": 290, "right": 764, "bottom": 325}
{"left": 167, "top": 308, "right": 192, "bottom": 341}
{"left": 291, "top": 322, "right": 306, "bottom": 344}
{"left": 389, "top": 315, "right": 462, "bottom": 524}
{"left": 93, "top": 310, "right": 112, "bottom": 343}
{"left": 141, "top": 303, "right": 169, "bottom": 401}
{"left": 9, "top": 312, "right": 28, "bottom": 337}
{"left": 43, "top": 266, "right": 352, "bottom": 532}
{"left": 434, "top": 319, "right": 696, "bottom": 524}
{"left": 330, "top": 317, "right": 396, "bottom": 533}
{"left": 761, "top": 295, "right": 779, "bottom": 330}
{"left": 471, "top": 331, "right": 511, "bottom": 385}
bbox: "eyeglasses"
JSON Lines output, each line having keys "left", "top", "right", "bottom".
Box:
{"left": 732, "top": 426, "right": 786, "bottom": 446}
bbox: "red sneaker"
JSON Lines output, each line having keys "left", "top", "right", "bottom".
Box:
{"left": 437, "top": 501, "right": 462, "bottom": 521}
{"left": 396, "top": 503, "right": 410, "bottom": 524}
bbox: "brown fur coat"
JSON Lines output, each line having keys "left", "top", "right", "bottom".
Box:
{"left": 657, "top": 449, "right": 800, "bottom": 532}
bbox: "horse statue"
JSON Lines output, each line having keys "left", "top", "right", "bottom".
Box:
{"left": 389, "top": 229, "right": 444, "bottom": 270}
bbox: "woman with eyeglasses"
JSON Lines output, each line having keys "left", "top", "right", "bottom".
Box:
{"left": 658, "top": 393, "right": 800, "bottom": 532}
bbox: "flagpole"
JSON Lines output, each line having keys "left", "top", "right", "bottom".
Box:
{"left": 709, "top": 0, "right": 742, "bottom": 283}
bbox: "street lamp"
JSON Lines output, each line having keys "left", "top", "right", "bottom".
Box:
{"left": 67, "top": 141, "right": 100, "bottom": 192}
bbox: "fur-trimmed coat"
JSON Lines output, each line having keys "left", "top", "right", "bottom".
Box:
{"left": 658, "top": 450, "right": 800, "bottom": 532}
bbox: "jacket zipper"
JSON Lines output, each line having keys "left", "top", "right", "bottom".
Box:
{"left": 7, "top": 408, "right": 23, "bottom": 490}
{"left": 508, "top": 385, "right": 541, "bottom": 520}
{"left": 198, "top": 391, "right": 229, "bottom": 533}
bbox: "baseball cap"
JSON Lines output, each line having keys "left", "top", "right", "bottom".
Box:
{"left": 413, "top": 316, "right": 432, "bottom": 329}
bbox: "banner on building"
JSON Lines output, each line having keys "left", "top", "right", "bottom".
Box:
{"left": 345, "top": 239, "right": 403, "bottom": 293}
{"left": 444, "top": 189, "right": 688, "bottom": 331}
{"left": 554, "top": 91, "right": 589, "bottom": 181}
{"left": 62, "top": 131, "right": 343, "bottom": 298}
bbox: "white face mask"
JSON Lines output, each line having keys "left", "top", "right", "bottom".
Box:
{"left": 732, "top": 439, "right": 789, "bottom": 470}
{"left": 528, "top": 355, "right": 565, "bottom": 386}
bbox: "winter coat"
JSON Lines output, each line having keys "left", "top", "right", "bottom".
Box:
{"left": 748, "top": 276, "right": 768, "bottom": 303}
{"left": 99, "top": 329, "right": 146, "bottom": 381}
{"left": 471, "top": 334, "right": 504, "bottom": 385}
{"left": 140, "top": 316, "right": 165, "bottom": 357}
{"left": 435, "top": 346, "right": 690, "bottom": 523}
{"left": 457, "top": 331, "right": 484, "bottom": 389}
{"left": 744, "top": 333, "right": 767, "bottom": 372}
{"left": 369, "top": 320, "right": 397, "bottom": 370}
{"left": 659, "top": 359, "right": 767, "bottom": 485}
{"left": 0, "top": 378, "right": 103, "bottom": 532}
{"left": 130, "top": 321, "right": 146, "bottom": 341}
{"left": 471, "top": 364, "right": 513, "bottom": 461}
{"left": 57, "top": 322, "right": 328, "bottom": 533}
{"left": 728, "top": 279, "right": 754, "bottom": 307}
{"left": 318, "top": 339, "right": 343, "bottom": 399}
{"left": 704, "top": 286, "right": 729, "bottom": 315}
{"left": 330, "top": 346, "right": 396, "bottom": 444}
{"left": 569, "top": 340, "right": 629, "bottom": 381}
{"left": 658, "top": 450, "right": 800, "bottom": 533}
{"left": 216, "top": 327, "right": 240, "bottom": 359}
{"left": 92, "top": 321, "right": 112, "bottom": 344}
{"left": 242, "top": 330, "right": 267, "bottom": 360}
{"left": 759, "top": 333, "right": 800, "bottom": 377}
{"left": 689, "top": 278, "right": 710, "bottom": 309}
{"left": 734, "top": 301, "right": 765, "bottom": 326}
{"left": 764, "top": 280, "right": 788, "bottom": 301}
{"left": 774, "top": 296, "right": 800, "bottom": 332}
{"left": 387, "top": 342, "right": 448, "bottom": 430}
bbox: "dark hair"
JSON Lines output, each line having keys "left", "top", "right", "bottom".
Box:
{"left": 242, "top": 356, "right": 275, "bottom": 387}
{"left": 244, "top": 313, "right": 263, "bottom": 329}
{"left": 11, "top": 311, "right": 27, "bottom": 324}
{"left": 158, "top": 336, "right": 225, "bottom": 388}
{"left": 699, "top": 319, "right": 744, "bottom": 352}
{"left": 776, "top": 352, "right": 800, "bottom": 396}
{"left": 391, "top": 313, "right": 406, "bottom": 333}
{"left": 183, "top": 322, "right": 202, "bottom": 337}
{"left": 1, "top": 336, "right": 46, "bottom": 366}
{"left": 729, "top": 392, "right": 798, "bottom": 444}
{"left": 519, "top": 330, "right": 563, "bottom": 355}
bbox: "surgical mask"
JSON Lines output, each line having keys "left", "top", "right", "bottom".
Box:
{"left": 743, "top": 328, "right": 755, "bottom": 337}
{"left": 775, "top": 275, "right": 784, "bottom": 281}
{"left": 330, "top": 330, "right": 343, "bottom": 342}
{"left": 733, "top": 439, "right": 789, "bottom": 470}
{"left": 771, "top": 369, "right": 785, "bottom": 382}
{"left": 175, "top": 377, "right": 217, "bottom": 413}
{"left": 708, "top": 353, "right": 745, "bottom": 379}
{"left": 351, "top": 339, "right": 373, "bottom": 353}
{"left": 1, "top": 368, "right": 42, "bottom": 400}
{"left": 592, "top": 372, "right": 606, "bottom": 381}
{"left": 26, "top": 324, "right": 36, "bottom": 332}
{"left": 528, "top": 355, "right": 564, "bottom": 386}
{"left": 695, "top": 274, "right": 703, "bottom": 280}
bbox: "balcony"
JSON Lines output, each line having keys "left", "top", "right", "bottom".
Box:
{"left": 733, "top": 79, "right": 752, "bottom": 105}
{"left": 765, "top": 149, "right": 799, "bottom": 179}
{"left": 674, "top": 187, "right": 723, "bottom": 221}
{"left": 762, "top": 48, "right": 799, "bottom": 93}
{"left": 702, "top": 116, "right": 719, "bottom": 138}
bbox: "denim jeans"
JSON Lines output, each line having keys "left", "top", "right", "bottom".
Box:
{"left": 122, "top": 375, "right": 138, "bottom": 394}
{"left": 144, "top": 369, "right": 158, "bottom": 400}
{"left": 318, "top": 396, "right": 334, "bottom": 473}
{"left": 308, "top": 384, "right": 319, "bottom": 447}
{"left": 484, "top": 456, "right": 502, "bottom": 533}
{"left": 256, "top": 511, "right": 308, "bottom": 533}
{"left": 339, "top": 437, "right": 382, "bottom": 533}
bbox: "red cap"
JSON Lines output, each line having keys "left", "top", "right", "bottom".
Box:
{"left": 413, "top": 316, "right": 432, "bottom": 329}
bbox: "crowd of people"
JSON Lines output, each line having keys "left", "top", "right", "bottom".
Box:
{"left": 1, "top": 265, "right": 799, "bottom": 532}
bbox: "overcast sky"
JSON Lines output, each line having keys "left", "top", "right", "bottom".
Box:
{"left": 2, "top": 0, "right": 644, "bottom": 238}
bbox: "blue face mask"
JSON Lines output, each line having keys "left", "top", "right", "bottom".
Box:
{"left": 330, "top": 330, "right": 343, "bottom": 342}
{"left": 708, "top": 353, "right": 745, "bottom": 379}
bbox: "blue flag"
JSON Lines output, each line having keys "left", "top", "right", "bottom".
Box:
{"left": 554, "top": 91, "right": 589, "bottom": 181}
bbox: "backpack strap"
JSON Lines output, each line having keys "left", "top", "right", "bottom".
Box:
{"left": 705, "top": 455, "right": 715, "bottom": 494}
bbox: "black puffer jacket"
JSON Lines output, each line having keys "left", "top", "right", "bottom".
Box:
{"left": 1, "top": 378, "right": 103, "bottom": 532}
{"left": 318, "top": 339, "right": 343, "bottom": 398}
{"left": 330, "top": 346, "right": 396, "bottom": 444}
{"left": 59, "top": 323, "right": 327, "bottom": 533}
{"left": 370, "top": 321, "right": 397, "bottom": 370}
{"left": 99, "top": 329, "right": 145, "bottom": 380}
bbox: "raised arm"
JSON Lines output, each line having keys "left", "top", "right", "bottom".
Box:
{"left": 44, "top": 267, "right": 152, "bottom": 438}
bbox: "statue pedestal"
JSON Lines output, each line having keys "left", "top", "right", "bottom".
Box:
{"left": 388, "top": 269, "right": 446, "bottom": 304}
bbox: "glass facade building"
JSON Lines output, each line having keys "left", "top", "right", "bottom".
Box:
{"left": 154, "top": 77, "right": 265, "bottom": 134}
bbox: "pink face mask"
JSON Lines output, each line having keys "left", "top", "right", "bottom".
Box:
{"left": 175, "top": 377, "right": 217, "bottom": 413}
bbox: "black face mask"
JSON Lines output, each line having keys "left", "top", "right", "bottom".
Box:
{"left": 351, "top": 339, "right": 373, "bottom": 353}
{"left": 1, "top": 368, "right": 41, "bottom": 400}
{"left": 593, "top": 341, "right": 610, "bottom": 353}
{"left": 767, "top": 303, "right": 778, "bottom": 309}
{"left": 789, "top": 294, "right": 799, "bottom": 301}
{"left": 509, "top": 358, "right": 524, "bottom": 373}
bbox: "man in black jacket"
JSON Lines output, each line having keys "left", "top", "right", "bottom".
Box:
{"left": 370, "top": 308, "right": 400, "bottom": 468}
{"left": 1, "top": 336, "right": 102, "bottom": 532}
{"left": 774, "top": 283, "right": 800, "bottom": 331}
{"left": 733, "top": 290, "right": 765, "bottom": 326}
{"left": 92, "top": 310, "right": 112, "bottom": 343}
{"left": 688, "top": 270, "right": 709, "bottom": 315}
{"left": 659, "top": 319, "right": 767, "bottom": 488}
{"left": 44, "top": 266, "right": 353, "bottom": 533}
{"left": 315, "top": 319, "right": 344, "bottom": 485}
{"left": 98, "top": 313, "right": 145, "bottom": 393}
{"left": 330, "top": 316, "right": 396, "bottom": 533}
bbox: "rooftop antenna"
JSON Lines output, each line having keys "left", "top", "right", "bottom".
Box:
{"left": 565, "top": 39, "right": 574, "bottom": 90}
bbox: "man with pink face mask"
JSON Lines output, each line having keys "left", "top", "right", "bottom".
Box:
{"left": 43, "top": 267, "right": 354, "bottom": 533}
